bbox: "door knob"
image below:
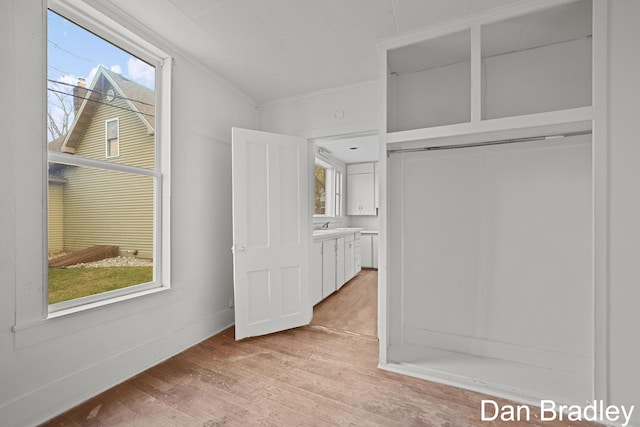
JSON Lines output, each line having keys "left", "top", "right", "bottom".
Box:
{"left": 232, "top": 245, "right": 246, "bottom": 254}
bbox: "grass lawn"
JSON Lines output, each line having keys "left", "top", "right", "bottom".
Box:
{"left": 48, "top": 267, "right": 153, "bottom": 304}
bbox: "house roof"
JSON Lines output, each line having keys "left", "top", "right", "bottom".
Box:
{"left": 48, "top": 134, "right": 66, "bottom": 152}
{"left": 60, "top": 65, "right": 155, "bottom": 154}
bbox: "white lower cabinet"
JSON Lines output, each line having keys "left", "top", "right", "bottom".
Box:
{"left": 372, "top": 234, "right": 378, "bottom": 269}
{"left": 312, "top": 231, "right": 362, "bottom": 304}
{"left": 311, "top": 242, "right": 323, "bottom": 305}
{"left": 361, "top": 235, "right": 372, "bottom": 268}
{"left": 354, "top": 233, "right": 361, "bottom": 275}
{"left": 360, "top": 233, "right": 379, "bottom": 269}
{"left": 344, "top": 233, "right": 355, "bottom": 282}
{"left": 321, "top": 240, "right": 336, "bottom": 299}
{"left": 336, "top": 237, "right": 345, "bottom": 289}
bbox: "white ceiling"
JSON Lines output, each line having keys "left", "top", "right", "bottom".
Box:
{"left": 101, "top": 0, "right": 519, "bottom": 103}
{"left": 481, "top": 0, "right": 592, "bottom": 58}
{"left": 316, "top": 134, "right": 379, "bottom": 164}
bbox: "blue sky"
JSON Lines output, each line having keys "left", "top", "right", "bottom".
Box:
{"left": 47, "top": 9, "right": 155, "bottom": 89}
{"left": 47, "top": 10, "right": 155, "bottom": 141}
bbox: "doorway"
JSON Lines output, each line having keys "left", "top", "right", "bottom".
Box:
{"left": 311, "top": 268, "right": 378, "bottom": 337}
{"left": 310, "top": 131, "right": 380, "bottom": 338}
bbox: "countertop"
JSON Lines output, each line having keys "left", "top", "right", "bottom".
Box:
{"left": 312, "top": 227, "right": 363, "bottom": 241}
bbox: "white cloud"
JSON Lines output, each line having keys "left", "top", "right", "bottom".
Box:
{"left": 49, "top": 74, "right": 77, "bottom": 94}
{"left": 86, "top": 66, "right": 99, "bottom": 84}
{"left": 80, "top": 61, "right": 154, "bottom": 89}
{"left": 58, "top": 74, "right": 77, "bottom": 86}
{"left": 127, "top": 57, "right": 155, "bottom": 89}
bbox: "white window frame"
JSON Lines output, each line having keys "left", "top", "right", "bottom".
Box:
{"left": 314, "top": 155, "right": 346, "bottom": 218}
{"left": 44, "top": 0, "right": 172, "bottom": 315}
{"left": 105, "top": 118, "right": 120, "bottom": 158}
{"left": 314, "top": 158, "right": 333, "bottom": 217}
{"left": 335, "top": 170, "right": 343, "bottom": 217}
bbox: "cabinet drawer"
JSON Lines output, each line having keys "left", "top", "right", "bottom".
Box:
{"left": 355, "top": 247, "right": 361, "bottom": 258}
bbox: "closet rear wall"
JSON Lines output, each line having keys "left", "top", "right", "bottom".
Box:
{"left": 388, "top": 135, "right": 592, "bottom": 378}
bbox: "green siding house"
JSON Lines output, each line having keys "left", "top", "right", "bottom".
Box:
{"left": 48, "top": 66, "right": 155, "bottom": 259}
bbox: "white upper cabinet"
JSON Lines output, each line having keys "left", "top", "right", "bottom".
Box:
{"left": 384, "top": 0, "right": 593, "bottom": 145}
{"left": 347, "top": 162, "right": 377, "bottom": 216}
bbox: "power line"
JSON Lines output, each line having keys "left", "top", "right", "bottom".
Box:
{"left": 47, "top": 79, "right": 155, "bottom": 108}
{"left": 47, "top": 64, "right": 72, "bottom": 76}
{"left": 47, "top": 39, "right": 100, "bottom": 67}
{"left": 47, "top": 87, "right": 155, "bottom": 118}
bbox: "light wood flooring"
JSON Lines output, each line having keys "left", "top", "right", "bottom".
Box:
{"left": 42, "top": 269, "right": 598, "bottom": 426}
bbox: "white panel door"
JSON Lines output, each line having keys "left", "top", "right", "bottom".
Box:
{"left": 232, "top": 128, "right": 312, "bottom": 340}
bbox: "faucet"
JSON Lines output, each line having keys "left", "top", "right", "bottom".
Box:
{"left": 320, "top": 221, "right": 330, "bottom": 229}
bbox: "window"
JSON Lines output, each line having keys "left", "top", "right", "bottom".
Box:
{"left": 46, "top": 1, "right": 171, "bottom": 312}
{"left": 314, "top": 157, "right": 342, "bottom": 217}
{"left": 315, "top": 164, "right": 327, "bottom": 215}
{"left": 105, "top": 118, "right": 119, "bottom": 157}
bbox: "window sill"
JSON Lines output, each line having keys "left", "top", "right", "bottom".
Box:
{"left": 12, "top": 286, "right": 181, "bottom": 350}
{"left": 47, "top": 286, "right": 169, "bottom": 319}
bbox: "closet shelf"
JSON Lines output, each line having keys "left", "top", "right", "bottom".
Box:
{"left": 386, "top": 107, "right": 593, "bottom": 150}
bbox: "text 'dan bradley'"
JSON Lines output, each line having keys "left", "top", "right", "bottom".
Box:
{"left": 481, "top": 399, "right": 635, "bottom": 427}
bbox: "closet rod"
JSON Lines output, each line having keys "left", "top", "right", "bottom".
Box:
{"left": 387, "top": 130, "right": 592, "bottom": 155}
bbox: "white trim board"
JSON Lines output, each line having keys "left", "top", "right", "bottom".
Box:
{"left": 381, "top": 344, "right": 591, "bottom": 408}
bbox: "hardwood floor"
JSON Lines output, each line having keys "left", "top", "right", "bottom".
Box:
{"left": 42, "top": 270, "right": 598, "bottom": 427}
{"left": 311, "top": 268, "right": 377, "bottom": 336}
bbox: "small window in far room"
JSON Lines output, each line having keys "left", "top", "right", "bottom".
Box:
{"left": 315, "top": 158, "right": 338, "bottom": 217}
{"left": 315, "top": 164, "right": 327, "bottom": 215}
{"left": 106, "top": 118, "right": 119, "bottom": 157}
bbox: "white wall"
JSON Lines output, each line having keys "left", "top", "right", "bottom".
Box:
{"left": 260, "top": 81, "right": 381, "bottom": 231}
{"left": 389, "top": 61, "right": 471, "bottom": 132}
{"left": 348, "top": 216, "right": 379, "bottom": 230}
{"left": 0, "top": 1, "right": 257, "bottom": 426}
{"left": 481, "top": 37, "right": 592, "bottom": 120}
{"left": 608, "top": 1, "right": 640, "bottom": 425}
{"left": 388, "top": 137, "right": 592, "bottom": 381}
{"left": 259, "top": 82, "right": 379, "bottom": 138}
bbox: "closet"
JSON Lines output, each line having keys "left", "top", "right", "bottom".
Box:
{"left": 379, "top": 0, "right": 599, "bottom": 406}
